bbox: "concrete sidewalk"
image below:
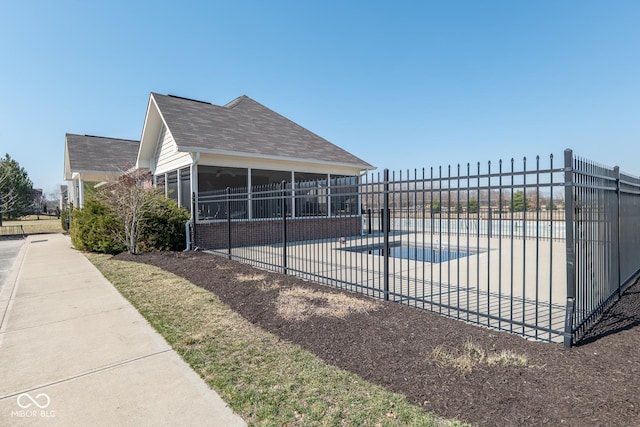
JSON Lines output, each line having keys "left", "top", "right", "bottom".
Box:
{"left": 0, "top": 234, "right": 246, "bottom": 426}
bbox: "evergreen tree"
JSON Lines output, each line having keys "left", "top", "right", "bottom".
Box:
{"left": 468, "top": 196, "right": 479, "bottom": 213}
{"left": 510, "top": 191, "right": 527, "bottom": 212}
{"left": 0, "top": 154, "right": 33, "bottom": 220}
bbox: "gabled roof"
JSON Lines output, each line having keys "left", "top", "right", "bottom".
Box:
{"left": 64, "top": 134, "right": 140, "bottom": 180}
{"left": 143, "top": 93, "right": 372, "bottom": 169}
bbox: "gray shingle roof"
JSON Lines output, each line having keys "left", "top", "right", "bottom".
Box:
{"left": 152, "top": 93, "right": 373, "bottom": 169}
{"left": 66, "top": 134, "right": 140, "bottom": 173}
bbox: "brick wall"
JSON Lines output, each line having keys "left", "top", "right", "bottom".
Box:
{"left": 195, "top": 216, "right": 362, "bottom": 249}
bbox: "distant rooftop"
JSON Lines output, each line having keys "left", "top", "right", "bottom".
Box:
{"left": 65, "top": 134, "right": 140, "bottom": 176}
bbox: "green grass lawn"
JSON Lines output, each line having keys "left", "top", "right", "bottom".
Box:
{"left": 2, "top": 215, "right": 63, "bottom": 235}
{"left": 87, "top": 253, "right": 469, "bottom": 427}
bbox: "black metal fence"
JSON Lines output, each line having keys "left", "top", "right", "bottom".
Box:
{"left": 195, "top": 149, "right": 640, "bottom": 347}
{"left": 0, "top": 225, "right": 25, "bottom": 238}
{"left": 563, "top": 150, "right": 640, "bottom": 346}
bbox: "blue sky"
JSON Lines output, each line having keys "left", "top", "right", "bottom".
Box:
{"left": 1, "top": 1, "right": 639, "bottom": 194}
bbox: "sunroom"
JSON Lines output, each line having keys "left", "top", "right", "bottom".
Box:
{"left": 136, "top": 92, "right": 372, "bottom": 247}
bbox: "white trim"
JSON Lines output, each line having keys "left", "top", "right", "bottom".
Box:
{"left": 136, "top": 95, "right": 157, "bottom": 169}
{"left": 190, "top": 152, "right": 200, "bottom": 218}
{"left": 247, "top": 168, "right": 252, "bottom": 219}
{"left": 290, "top": 171, "right": 295, "bottom": 219}
{"left": 137, "top": 94, "right": 174, "bottom": 170}
{"left": 326, "top": 173, "right": 331, "bottom": 217}
{"left": 178, "top": 145, "right": 373, "bottom": 171}
{"left": 78, "top": 173, "right": 85, "bottom": 208}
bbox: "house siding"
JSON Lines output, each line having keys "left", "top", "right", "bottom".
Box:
{"left": 154, "top": 125, "right": 191, "bottom": 175}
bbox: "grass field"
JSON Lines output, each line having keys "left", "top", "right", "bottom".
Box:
{"left": 87, "top": 253, "right": 468, "bottom": 427}
{"left": 1, "top": 215, "right": 63, "bottom": 235}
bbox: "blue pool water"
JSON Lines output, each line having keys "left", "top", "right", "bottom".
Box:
{"left": 348, "top": 244, "right": 470, "bottom": 263}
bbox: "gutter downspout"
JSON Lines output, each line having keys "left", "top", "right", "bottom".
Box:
{"left": 184, "top": 152, "right": 200, "bottom": 251}
{"left": 184, "top": 220, "right": 192, "bottom": 252}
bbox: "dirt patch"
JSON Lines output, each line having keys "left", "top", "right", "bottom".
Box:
{"left": 276, "top": 287, "right": 379, "bottom": 321}
{"left": 114, "top": 251, "right": 640, "bottom": 427}
{"left": 236, "top": 273, "right": 267, "bottom": 282}
{"left": 430, "top": 340, "right": 531, "bottom": 373}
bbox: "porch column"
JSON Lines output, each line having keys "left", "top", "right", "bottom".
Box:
{"left": 247, "top": 168, "right": 252, "bottom": 219}
{"left": 190, "top": 164, "right": 198, "bottom": 218}
{"left": 78, "top": 173, "right": 85, "bottom": 208}
{"left": 326, "top": 173, "right": 331, "bottom": 217}
{"left": 190, "top": 152, "right": 200, "bottom": 219}
{"left": 290, "top": 171, "right": 295, "bottom": 219}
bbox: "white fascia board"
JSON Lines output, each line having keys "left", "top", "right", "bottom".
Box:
{"left": 136, "top": 94, "right": 155, "bottom": 166}
{"left": 63, "top": 137, "right": 73, "bottom": 180}
{"left": 178, "top": 145, "right": 374, "bottom": 171}
{"left": 137, "top": 94, "right": 172, "bottom": 169}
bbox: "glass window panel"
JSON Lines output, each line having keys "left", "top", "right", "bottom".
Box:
{"left": 167, "top": 171, "right": 178, "bottom": 202}
{"left": 197, "top": 166, "right": 248, "bottom": 220}
{"left": 198, "top": 166, "right": 248, "bottom": 194}
{"left": 251, "top": 182, "right": 294, "bottom": 219}
{"left": 330, "top": 175, "right": 359, "bottom": 215}
{"left": 294, "top": 172, "right": 326, "bottom": 183}
{"left": 155, "top": 174, "right": 165, "bottom": 193}
{"left": 251, "top": 169, "right": 291, "bottom": 186}
{"left": 251, "top": 169, "right": 291, "bottom": 218}
{"left": 196, "top": 188, "right": 228, "bottom": 221}
{"left": 295, "top": 178, "right": 328, "bottom": 217}
{"left": 180, "top": 168, "right": 191, "bottom": 212}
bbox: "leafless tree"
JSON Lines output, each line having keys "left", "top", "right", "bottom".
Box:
{"left": 0, "top": 169, "right": 19, "bottom": 225}
{"left": 95, "top": 169, "right": 158, "bottom": 254}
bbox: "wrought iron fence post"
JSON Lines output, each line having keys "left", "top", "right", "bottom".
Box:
{"left": 282, "top": 180, "right": 288, "bottom": 275}
{"left": 563, "top": 149, "right": 576, "bottom": 348}
{"left": 488, "top": 161, "right": 492, "bottom": 238}
{"left": 226, "top": 187, "right": 231, "bottom": 260}
{"left": 367, "top": 208, "right": 372, "bottom": 235}
{"left": 192, "top": 192, "right": 197, "bottom": 249}
{"left": 383, "top": 169, "right": 390, "bottom": 301}
{"left": 614, "top": 166, "right": 621, "bottom": 297}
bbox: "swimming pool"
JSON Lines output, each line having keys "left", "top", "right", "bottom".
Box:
{"left": 345, "top": 243, "right": 472, "bottom": 263}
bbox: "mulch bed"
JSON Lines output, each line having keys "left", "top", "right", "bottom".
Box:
{"left": 114, "top": 251, "right": 640, "bottom": 427}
